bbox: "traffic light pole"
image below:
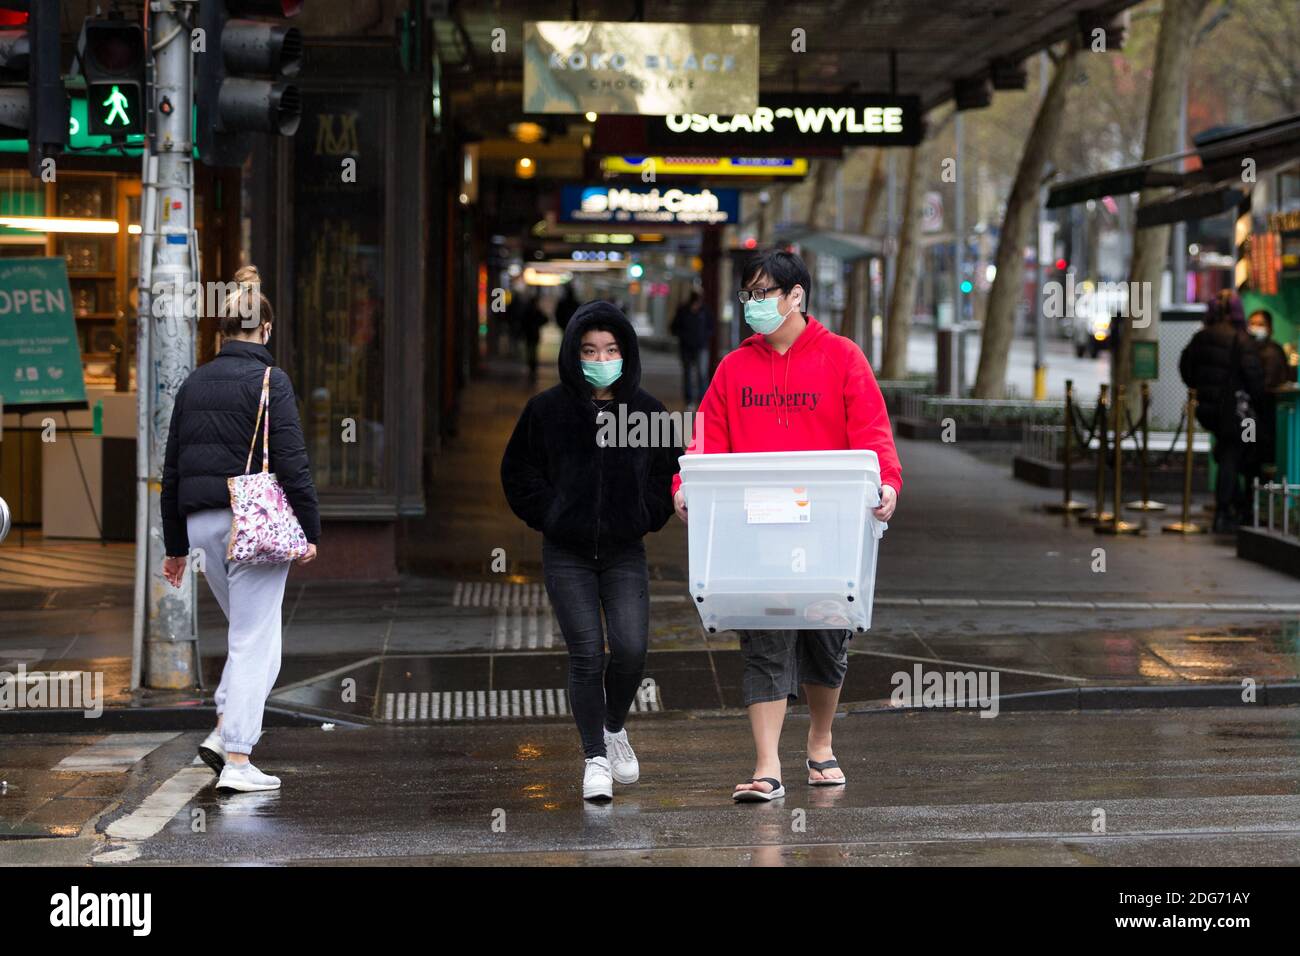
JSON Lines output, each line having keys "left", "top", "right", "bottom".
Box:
{"left": 133, "top": 0, "right": 200, "bottom": 690}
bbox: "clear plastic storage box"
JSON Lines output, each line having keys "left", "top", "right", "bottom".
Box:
{"left": 679, "top": 449, "right": 885, "bottom": 634}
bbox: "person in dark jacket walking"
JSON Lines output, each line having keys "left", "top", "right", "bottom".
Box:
{"left": 1179, "top": 292, "right": 1265, "bottom": 532}
{"left": 160, "top": 265, "right": 320, "bottom": 793}
{"left": 1245, "top": 308, "right": 1291, "bottom": 485}
{"left": 554, "top": 284, "right": 580, "bottom": 333}
{"left": 501, "top": 300, "right": 680, "bottom": 801}
{"left": 520, "top": 293, "right": 548, "bottom": 385}
{"left": 669, "top": 290, "right": 714, "bottom": 406}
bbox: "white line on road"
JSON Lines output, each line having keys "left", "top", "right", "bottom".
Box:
{"left": 102, "top": 764, "right": 212, "bottom": 842}
{"left": 54, "top": 732, "right": 180, "bottom": 773}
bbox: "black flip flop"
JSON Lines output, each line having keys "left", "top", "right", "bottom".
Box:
{"left": 733, "top": 777, "right": 786, "bottom": 802}
{"left": 807, "top": 757, "right": 846, "bottom": 786}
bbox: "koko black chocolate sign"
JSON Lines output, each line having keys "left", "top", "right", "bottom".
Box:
{"left": 645, "top": 93, "right": 923, "bottom": 150}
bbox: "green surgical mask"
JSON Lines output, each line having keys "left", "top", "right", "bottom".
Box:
{"left": 744, "top": 296, "right": 793, "bottom": 335}
{"left": 582, "top": 358, "right": 623, "bottom": 388}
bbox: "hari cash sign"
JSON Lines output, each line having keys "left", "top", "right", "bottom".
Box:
{"left": 562, "top": 186, "right": 739, "bottom": 226}
{"left": 523, "top": 21, "right": 758, "bottom": 115}
{"left": 648, "top": 93, "right": 924, "bottom": 149}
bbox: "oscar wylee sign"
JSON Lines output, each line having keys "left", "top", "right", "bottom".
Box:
{"left": 646, "top": 93, "right": 923, "bottom": 149}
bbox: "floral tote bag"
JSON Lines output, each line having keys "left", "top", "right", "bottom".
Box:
{"left": 226, "top": 367, "right": 310, "bottom": 564}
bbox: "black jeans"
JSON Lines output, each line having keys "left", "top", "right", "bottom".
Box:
{"left": 542, "top": 539, "right": 650, "bottom": 759}
{"left": 1213, "top": 426, "right": 1247, "bottom": 521}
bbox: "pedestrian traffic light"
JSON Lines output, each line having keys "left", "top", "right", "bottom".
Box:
{"left": 0, "top": 0, "right": 68, "bottom": 178}
{"left": 81, "top": 17, "right": 144, "bottom": 137}
{"left": 196, "top": 0, "right": 304, "bottom": 167}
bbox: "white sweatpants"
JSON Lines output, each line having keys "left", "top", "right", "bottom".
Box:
{"left": 186, "top": 507, "right": 291, "bottom": 756}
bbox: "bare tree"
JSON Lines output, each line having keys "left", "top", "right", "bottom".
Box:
{"left": 1121, "top": 0, "right": 1214, "bottom": 406}
{"left": 882, "top": 140, "right": 926, "bottom": 379}
{"left": 972, "top": 42, "right": 1081, "bottom": 399}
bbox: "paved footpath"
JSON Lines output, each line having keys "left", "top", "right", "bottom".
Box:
{"left": 2, "top": 337, "right": 1298, "bottom": 866}
{"left": 2, "top": 706, "right": 1298, "bottom": 866}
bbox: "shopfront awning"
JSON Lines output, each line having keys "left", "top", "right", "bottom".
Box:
{"left": 1047, "top": 111, "right": 1300, "bottom": 227}
{"left": 774, "top": 227, "right": 884, "bottom": 262}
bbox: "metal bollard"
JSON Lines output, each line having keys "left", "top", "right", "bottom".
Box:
{"left": 1126, "top": 381, "right": 1166, "bottom": 512}
{"left": 1163, "top": 389, "right": 1207, "bottom": 535}
{"left": 1098, "top": 384, "right": 1140, "bottom": 535}
{"left": 1045, "top": 378, "right": 1087, "bottom": 519}
{"left": 1079, "top": 384, "right": 1112, "bottom": 524}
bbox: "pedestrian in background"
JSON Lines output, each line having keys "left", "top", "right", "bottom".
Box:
{"left": 670, "top": 289, "right": 714, "bottom": 407}
{"left": 1245, "top": 308, "right": 1290, "bottom": 486}
{"left": 160, "top": 265, "right": 320, "bottom": 793}
{"left": 521, "top": 292, "right": 548, "bottom": 385}
{"left": 555, "top": 283, "right": 580, "bottom": 333}
{"left": 501, "top": 301, "right": 680, "bottom": 801}
{"left": 1179, "top": 291, "right": 1265, "bottom": 533}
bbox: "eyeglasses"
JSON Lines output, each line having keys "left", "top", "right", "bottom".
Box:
{"left": 737, "top": 286, "right": 781, "bottom": 304}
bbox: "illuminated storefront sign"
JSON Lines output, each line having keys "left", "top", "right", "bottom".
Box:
{"left": 600, "top": 155, "right": 809, "bottom": 177}
{"left": 560, "top": 185, "right": 739, "bottom": 225}
{"left": 523, "top": 21, "right": 759, "bottom": 115}
{"left": 645, "top": 93, "right": 923, "bottom": 149}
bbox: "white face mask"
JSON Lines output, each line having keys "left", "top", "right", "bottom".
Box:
{"left": 1250, "top": 327, "right": 1269, "bottom": 341}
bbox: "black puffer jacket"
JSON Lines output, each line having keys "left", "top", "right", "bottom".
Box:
{"left": 161, "top": 339, "right": 320, "bottom": 556}
{"left": 500, "top": 301, "right": 680, "bottom": 558}
{"left": 1178, "top": 321, "right": 1265, "bottom": 434}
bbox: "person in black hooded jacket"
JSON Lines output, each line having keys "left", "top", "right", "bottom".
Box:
{"left": 501, "top": 300, "right": 680, "bottom": 801}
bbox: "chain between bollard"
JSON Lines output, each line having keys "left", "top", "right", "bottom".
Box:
{"left": 1045, "top": 378, "right": 1087, "bottom": 518}
{"left": 1125, "top": 380, "right": 1166, "bottom": 513}
{"left": 1079, "top": 384, "right": 1111, "bottom": 525}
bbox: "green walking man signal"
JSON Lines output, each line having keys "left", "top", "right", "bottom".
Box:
{"left": 101, "top": 85, "right": 131, "bottom": 127}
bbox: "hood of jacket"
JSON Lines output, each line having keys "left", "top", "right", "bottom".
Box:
{"left": 558, "top": 300, "right": 642, "bottom": 402}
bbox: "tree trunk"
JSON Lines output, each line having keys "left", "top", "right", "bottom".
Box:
{"left": 859, "top": 148, "right": 888, "bottom": 234}
{"left": 882, "top": 142, "right": 925, "bottom": 380}
{"left": 972, "top": 43, "right": 1080, "bottom": 398}
{"left": 1120, "top": 0, "right": 1211, "bottom": 408}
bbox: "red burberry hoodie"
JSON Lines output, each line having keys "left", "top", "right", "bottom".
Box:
{"left": 672, "top": 315, "right": 902, "bottom": 496}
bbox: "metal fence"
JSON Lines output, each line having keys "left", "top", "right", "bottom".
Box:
{"left": 1253, "top": 480, "right": 1300, "bottom": 539}
{"left": 1018, "top": 419, "right": 1213, "bottom": 462}
{"left": 899, "top": 392, "right": 1077, "bottom": 424}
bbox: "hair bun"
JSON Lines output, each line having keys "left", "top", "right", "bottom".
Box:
{"left": 234, "top": 264, "right": 261, "bottom": 284}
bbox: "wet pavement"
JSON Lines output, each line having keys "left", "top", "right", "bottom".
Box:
{"left": 3, "top": 341, "right": 1300, "bottom": 864}
{"left": 2, "top": 706, "right": 1298, "bottom": 865}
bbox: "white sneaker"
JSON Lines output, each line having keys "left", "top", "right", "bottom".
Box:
{"left": 216, "top": 761, "right": 281, "bottom": 793}
{"left": 583, "top": 756, "right": 613, "bottom": 801}
{"left": 198, "top": 730, "right": 226, "bottom": 774}
{"left": 604, "top": 727, "right": 639, "bottom": 784}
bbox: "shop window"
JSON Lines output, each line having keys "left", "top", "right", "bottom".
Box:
{"left": 290, "top": 89, "right": 386, "bottom": 492}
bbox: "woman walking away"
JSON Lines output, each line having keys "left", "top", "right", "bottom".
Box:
{"left": 160, "top": 265, "right": 320, "bottom": 793}
{"left": 501, "top": 301, "right": 680, "bottom": 801}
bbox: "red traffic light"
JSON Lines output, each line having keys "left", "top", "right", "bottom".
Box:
{"left": 1055, "top": 258, "right": 1067, "bottom": 271}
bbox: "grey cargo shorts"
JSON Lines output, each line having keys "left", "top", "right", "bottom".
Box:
{"left": 737, "top": 628, "right": 852, "bottom": 706}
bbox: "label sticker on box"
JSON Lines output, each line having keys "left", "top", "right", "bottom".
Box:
{"left": 744, "top": 487, "right": 810, "bottom": 524}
